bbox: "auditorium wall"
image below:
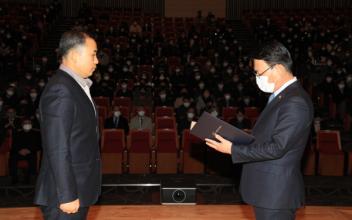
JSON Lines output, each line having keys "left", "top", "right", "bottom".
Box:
{"left": 0, "top": 0, "right": 351, "bottom": 18}
{"left": 164, "top": 0, "right": 226, "bottom": 18}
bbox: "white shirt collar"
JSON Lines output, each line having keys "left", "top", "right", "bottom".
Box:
{"left": 59, "top": 64, "right": 93, "bottom": 88}
{"left": 273, "top": 77, "right": 297, "bottom": 97}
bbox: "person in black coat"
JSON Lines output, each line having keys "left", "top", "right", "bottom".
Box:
{"left": 9, "top": 118, "right": 41, "bottom": 184}
{"left": 229, "top": 108, "right": 252, "bottom": 130}
{"left": 104, "top": 105, "right": 129, "bottom": 135}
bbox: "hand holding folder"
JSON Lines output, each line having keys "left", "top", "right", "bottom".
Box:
{"left": 190, "top": 112, "right": 255, "bottom": 144}
{"left": 190, "top": 112, "right": 255, "bottom": 154}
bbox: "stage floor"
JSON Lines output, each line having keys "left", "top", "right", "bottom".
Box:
{"left": 0, "top": 205, "right": 351, "bottom": 220}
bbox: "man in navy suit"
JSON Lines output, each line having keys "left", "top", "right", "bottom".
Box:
{"left": 34, "top": 31, "right": 101, "bottom": 220}
{"left": 104, "top": 105, "right": 129, "bottom": 135}
{"left": 206, "top": 41, "right": 313, "bottom": 220}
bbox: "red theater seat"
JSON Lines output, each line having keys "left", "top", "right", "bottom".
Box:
{"left": 316, "top": 130, "right": 344, "bottom": 176}
{"left": 180, "top": 129, "right": 205, "bottom": 174}
{"left": 127, "top": 130, "right": 153, "bottom": 174}
{"left": 101, "top": 129, "right": 127, "bottom": 174}
{"left": 154, "top": 129, "right": 179, "bottom": 173}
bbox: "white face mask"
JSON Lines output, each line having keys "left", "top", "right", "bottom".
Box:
{"left": 187, "top": 112, "right": 194, "bottom": 119}
{"left": 113, "top": 111, "right": 121, "bottom": 117}
{"left": 30, "top": 93, "right": 37, "bottom": 99}
{"left": 256, "top": 75, "right": 275, "bottom": 93}
{"left": 23, "top": 124, "right": 32, "bottom": 131}
{"left": 211, "top": 111, "right": 218, "bottom": 117}
{"left": 138, "top": 111, "right": 145, "bottom": 117}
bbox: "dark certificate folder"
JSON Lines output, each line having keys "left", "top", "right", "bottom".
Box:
{"left": 190, "top": 112, "right": 255, "bottom": 145}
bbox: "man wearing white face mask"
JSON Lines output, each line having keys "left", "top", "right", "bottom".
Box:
{"left": 205, "top": 41, "right": 313, "bottom": 220}
{"left": 104, "top": 105, "right": 129, "bottom": 135}
{"left": 130, "top": 106, "right": 153, "bottom": 131}
{"left": 177, "top": 107, "right": 197, "bottom": 134}
{"left": 9, "top": 118, "right": 41, "bottom": 184}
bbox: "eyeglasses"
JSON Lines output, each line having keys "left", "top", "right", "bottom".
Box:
{"left": 253, "top": 64, "right": 275, "bottom": 77}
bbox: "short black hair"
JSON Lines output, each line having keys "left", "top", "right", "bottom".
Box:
{"left": 251, "top": 41, "right": 293, "bottom": 73}
{"left": 58, "top": 30, "right": 92, "bottom": 58}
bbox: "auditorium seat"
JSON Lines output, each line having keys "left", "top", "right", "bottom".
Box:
{"left": 112, "top": 97, "right": 132, "bottom": 110}
{"left": 155, "top": 106, "right": 174, "bottom": 118}
{"left": 244, "top": 107, "right": 259, "bottom": 125}
{"left": 96, "top": 105, "right": 108, "bottom": 121}
{"left": 180, "top": 129, "right": 205, "bottom": 174}
{"left": 127, "top": 130, "right": 154, "bottom": 174}
{"left": 119, "top": 106, "right": 131, "bottom": 120}
{"left": 302, "top": 137, "right": 316, "bottom": 176}
{"left": 154, "top": 129, "right": 179, "bottom": 174}
{"left": 0, "top": 131, "right": 12, "bottom": 176}
{"left": 93, "top": 96, "right": 110, "bottom": 109}
{"left": 343, "top": 114, "right": 351, "bottom": 132}
{"left": 222, "top": 107, "right": 238, "bottom": 122}
{"left": 316, "top": 130, "right": 344, "bottom": 176}
{"left": 101, "top": 129, "right": 127, "bottom": 174}
{"left": 155, "top": 116, "right": 176, "bottom": 129}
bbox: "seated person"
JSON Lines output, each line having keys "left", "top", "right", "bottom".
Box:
{"left": 9, "top": 118, "right": 41, "bottom": 184}
{"left": 130, "top": 106, "right": 153, "bottom": 131}
{"left": 177, "top": 107, "right": 197, "bottom": 134}
{"left": 2, "top": 108, "right": 22, "bottom": 133}
{"left": 229, "top": 108, "right": 252, "bottom": 130}
{"left": 104, "top": 105, "right": 129, "bottom": 135}
{"left": 154, "top": 89, "right": 174, "bottom": 107}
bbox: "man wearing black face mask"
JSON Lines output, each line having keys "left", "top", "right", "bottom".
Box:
{"left": 9, "top": 118, "right": 41, "bottom": 184}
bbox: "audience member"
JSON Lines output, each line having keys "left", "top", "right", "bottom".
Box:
{"left": 9, "top": 118, "right": 41, "bottom": 184}
{"left": 104, "top": 105, "right": 130, "bottom": 135}
{"left": 130, "top": 106, "right": 153, "bottom": 131}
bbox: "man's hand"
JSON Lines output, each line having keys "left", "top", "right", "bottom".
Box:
{"left": 59, "top": 199, "right": 80, "bottom": 214}
{"left": 205, "top": 133, "right": 232, "bottom": 155}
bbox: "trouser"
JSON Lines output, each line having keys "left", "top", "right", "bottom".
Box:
{"left": 254, "top": 206, "right": 296, "bottom": 220}
{"left": 40, "top": 205, "right": 89, "bottom": 220}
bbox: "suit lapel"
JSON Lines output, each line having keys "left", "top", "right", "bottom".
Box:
{"left": 57, "top": 70, "right": 97, "bottom": 120}
{"left": 252, "top": 82, "right": 300, "bottom": 131}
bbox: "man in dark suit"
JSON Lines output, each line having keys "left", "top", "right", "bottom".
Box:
{"left": 206, "top": 41, "right": 313, "bottom": 220}
{"left": 229, "top": 108, "right": 252, "bottom": 130}
{"left": 104, "top": 105, "right": 129, "bottom": 135}
{"left": 34, "top": 31, "right": 101, "bottom": 220}
{"left": 9, "top": 118, "right": 41, "bottom": 184}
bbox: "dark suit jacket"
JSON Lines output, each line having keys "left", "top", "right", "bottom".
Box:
{"left": 231, "top": 81, "right": 313, "bottom": 209}
{"left": 104, "top": 116, "right": 129, "bottom": 134}
{"left": 34, "top": 69, "right": 101, "bottom": 207}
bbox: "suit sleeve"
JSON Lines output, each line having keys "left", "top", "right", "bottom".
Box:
{"left": 231, "top": 96, "right": 312, "bottom": 163}
{"left": 40, "top": 83, "right": 78, "bottom": 204}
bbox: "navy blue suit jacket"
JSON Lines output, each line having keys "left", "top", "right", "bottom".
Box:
{"left": 231, "top": 81, "right": 313, "bottom": 209}
{"left": 34, "top": 69, "right": 101, "bottom": 207}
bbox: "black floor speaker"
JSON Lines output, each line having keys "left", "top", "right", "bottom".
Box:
{"left": 160, "top": 178, "right": 196, "bottom": 205}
